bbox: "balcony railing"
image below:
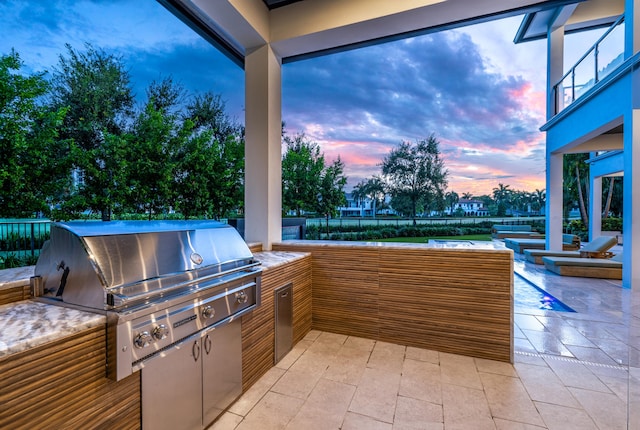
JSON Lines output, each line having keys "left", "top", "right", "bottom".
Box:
{"left": 554, "top": 15, "right": 625, "bottom": 114}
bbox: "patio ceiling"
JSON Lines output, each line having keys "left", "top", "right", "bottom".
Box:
{"left": 158, "top": 0, "right": 584, "bottom": 67}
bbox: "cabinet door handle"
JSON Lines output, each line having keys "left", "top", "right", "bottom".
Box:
{"left": 204, "top": 334, "right": 212, "bottom": 355}
{"left": 192, "top": 340, "right": 200, "bottom": 362}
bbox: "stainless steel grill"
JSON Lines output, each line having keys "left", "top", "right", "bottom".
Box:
{"left": 32, "top": 220, "right": 261, "bottom": 382}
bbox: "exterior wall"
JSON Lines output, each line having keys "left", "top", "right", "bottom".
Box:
{"left": 273, "top": 242, "right": 513, "bottom": 363}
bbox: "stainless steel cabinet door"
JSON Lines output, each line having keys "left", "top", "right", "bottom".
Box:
{"left": 202, "top": 319, "right": 242, "bottom": 426}
{"left": 142, "top": 337, "right": 203, "bottom": 430}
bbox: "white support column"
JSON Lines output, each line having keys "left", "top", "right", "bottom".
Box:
{"left": 546, "top": 152, "right": 564, "bottom": 250}
{"left": 244, "top": 44, "right": 282, "bottom": 250}
{"left": 589, "top": 175, "right": 602, "bottom": 241}
{"left": 547, "top": 21, "right": 564, "bottom": 118}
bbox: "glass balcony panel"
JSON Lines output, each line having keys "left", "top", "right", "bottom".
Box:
{"left": 573, "top": 52, "right": 596, "bottom": 100}
{"left": 597, "top": 22, "right": 625, "bottom": 81}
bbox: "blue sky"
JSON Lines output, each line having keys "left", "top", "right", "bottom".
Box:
{"left": 1, "top": 1, "right": 598, "bottom": 196}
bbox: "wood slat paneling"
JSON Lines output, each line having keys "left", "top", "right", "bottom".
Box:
{"left": 0, "top": 284, "right": 30, "bottom": 305}
{"left": 0, "top": 326, "right": 140, "bottom": 430}
{"left": 241, "top": 255, "right": 312, "bottom": 391}
{"left": 273, "top": 243, "right": 513, "bottom": 363}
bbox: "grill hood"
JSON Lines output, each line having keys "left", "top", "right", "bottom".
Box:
{"left": 34, "top": 220, "right": 257, "bottom": 311}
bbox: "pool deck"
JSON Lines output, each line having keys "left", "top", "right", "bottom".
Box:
{"left": 209, "top": 241, "right": 631, "bottom": 430}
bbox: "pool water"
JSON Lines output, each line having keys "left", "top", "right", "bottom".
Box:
{"left": 514, "top": 275, "right": 575, "bottom": 312}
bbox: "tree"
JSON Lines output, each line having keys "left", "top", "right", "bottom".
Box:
{"left": 492, "top": 183, "right": 511, "bottom": 216}
{"left": 0, "top": 50, "right": 70, "bottom": 217}
{"left": 381, "top": 135, "right": 448, "bottom": 224}
{"left": 315, "top": 157, "right": 347, "bottom": 233}
{"left": 445, "top": 191, "right": 459, "bottom": 216}
{"left": 531, "top": 189, "right": 545, "bottom": 214}
{"left": 563, "top": 153, "right": 589, "bottom": 223}
{"left": 353, "top": 176, "right": 386, "bottom": 217}
{"left": 49, "top": 43, "right": 134, "bottom": 220}
{"left": 461, "top": 192, "right": 473, "bottom": 200}
{"left": 126, "top": 79, "right": 185, "bottom": 219}
{"left": 281, "top": 132, "right": 324, "bottom": 216}
{"left": 176, "top": 92, "right": 244, "bottom": 219}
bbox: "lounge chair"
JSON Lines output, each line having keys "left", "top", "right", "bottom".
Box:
{"left": 504, "top": 234, "right": 580, "bottom": 254}
{"left": 491, "top": 224, "right": 542, "bottom": 239}
{"left": 524, "top": 235, "right": 618, "bottom": 264}
{"left": 542, "top": 252, "right": 623, "bottom": 280}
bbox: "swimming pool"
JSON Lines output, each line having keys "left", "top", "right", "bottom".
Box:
{"left": 514, "top": 274, "right": 575, "bottom": 312}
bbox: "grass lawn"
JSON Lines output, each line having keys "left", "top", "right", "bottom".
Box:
{"left": 377, "top": 234, "right": 493, "bottom": 243}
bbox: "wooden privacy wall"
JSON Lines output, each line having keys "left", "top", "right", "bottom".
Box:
{"left": 241, "top": 254, "right": 312, "bottom": 391}
{"left": 0, "top": 284, "right": 30, "bottom": 305}
{"left": 0, "top": 325, "right": 141, "bottom": 430}
{"left": 273, "top": 242, "right": 513, "bottom": 363}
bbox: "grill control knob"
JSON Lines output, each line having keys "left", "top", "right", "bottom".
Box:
{"left": 236, "top": 290, "right": 248, "bottom": 304}
{"left": 152, "top": 324, "right": 169, "bottom": 340}
{"left": 134, "top": 331, "right": 153, "bottom": 349}
{"left": 202, "top": 305, "right": 216, "bottom": 319}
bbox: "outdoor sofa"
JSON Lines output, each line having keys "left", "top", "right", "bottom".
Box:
{"left": 542, "top": 252, "right": 623, "bottom": 280}
{"left": 504, "top": 234, "right": 580, "bottom": 254}
{"left": 524, "top": 235, "right": 618, "bottom": 265}
{"left": 491, "top": 224, "right": 543, "bottom": 239}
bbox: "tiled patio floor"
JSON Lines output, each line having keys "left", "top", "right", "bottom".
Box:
{"left": 210, "top": 246, "right": 630, "bottom": 430}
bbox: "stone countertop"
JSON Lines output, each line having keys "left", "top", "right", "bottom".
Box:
{"left": 275, "top": 239, "right": 510, "bottom": 252}
{"left": 0, "top": 265, "right": 34, "bottom": 291}
{"left": 0, "top": 300, "right": 105, "bottom": 358}
{"left": 253, "top": 250, "right": 311, "bottom": 270}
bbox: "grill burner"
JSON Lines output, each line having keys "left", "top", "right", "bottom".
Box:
{"left": 32, "top": 220, "right": 261, "bottom": 381}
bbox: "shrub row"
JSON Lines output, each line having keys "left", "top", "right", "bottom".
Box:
{"left": 0, "top": 253, "right": 39, "bottom": 270}
{"left": 308, "top": 225, "right": 492, "bottom": 241}
{"left": 0, "top": 232, "right": 50, "bottom": 252}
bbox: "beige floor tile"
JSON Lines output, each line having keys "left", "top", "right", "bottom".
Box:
{"left": 236, "top": 391, "right": 305, "bottom": 430}
{"left": 270, "top": 367, "right": 323, "bottom": 399}
{"left": 349, "top": 366, "right": 401, "bottom": 423}
{"left": 533, "top": 402, "right": 597, "bottom": 430}
{"left": 439, "top": 352, "right": 483, "bottom": 389}
{"left": 542, "top": 358, "right": 611, "bottom": 392}
{"left": 286, "top": 378, "right": 356, "bottom": 430}
{"left": 323, "top": 344, "right": 371, "bottom": 386}
{"left": 568, "top": 386, "right": 627, "bottom": 430}
{"left": 513, "top": 362, "right": 580, "bottom": 408}
{"left": 405, "top": 346, "right": 439, "bottom": 364}
{"left": 289, "top": 348, "right": 334, "bottom": 374}
{"left": 342, "top": 412, "right": 393, "bottom": 430}
{"left": 367, "top": 341, "right": 406, "bottom": 373}
{"left": 393, "top": 395, "right": 442, "bottom": 429}
{"left": 399, "top": 358, "right": 442, "bottom": 405}
{"left": 441, "top": 383, "right": 495, "bottom": 430}
{"left": 303, "top": 330, "right": 322, "bottom": 341}
{"left": 228, "top": 366, "right": 286, "bottom": 416}
{"left": 493, "top": 418, "right": 547, "bottom": 429}
{"left": 475, "top": 357, "right": 518, "bottom": 377}
{"left": 480, "top": 372, "right": 545, "bottom": 427}
{"left": 207, "top": 412, "right": 243, "bottom": 430}
{"left": 344, "top": 336, "right": 376, "bottom": 351}
{"left": 276, "top": 340, "right": 312, "bottom": 370}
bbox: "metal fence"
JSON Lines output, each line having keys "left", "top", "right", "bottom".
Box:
{"left": 0, "top": 220, "right": 51, "bottom": 265}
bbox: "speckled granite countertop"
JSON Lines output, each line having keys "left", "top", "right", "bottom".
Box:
{"left": 0, "top": 251, "right": 309, "bottom": 360}
{"left": 0, "top": 265, "right": 34, "bottom": 291}
{"left": 0, "top": 300, "right": 105, "bottom": 358}
{"left": 253, "top": 250, "right": 310, "bottom": 269}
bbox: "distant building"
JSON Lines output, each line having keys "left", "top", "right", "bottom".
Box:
{"left": 338, "top": 192, "right": 375, "bottom": 217}
{"left": 445, "top": 199, "right": 489, "bottom": 217}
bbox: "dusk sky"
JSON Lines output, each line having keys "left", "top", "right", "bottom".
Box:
{"left": 1, "top": 1, "right": 601, "bottom": 197}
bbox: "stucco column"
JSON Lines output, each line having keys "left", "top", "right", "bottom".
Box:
{"left": 588, "top": 174, "right": 602, "bottom": 241}
{"left": 547, "top": 22, "right": 564, "bottom": 117}
{"left": 244, "top": 45, "right": 282, "bottom": 250}
{"left": 546, "top": 152, "right": 564, "bottom": 250}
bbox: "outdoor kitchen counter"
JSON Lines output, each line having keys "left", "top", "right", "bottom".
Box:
{"left": 253, "top": 250, "right": 311, "bottom": 269}
{"left": 0, "top": 265, "right": 34, "bottom": 291}
{"left": 0, "top": 300, "right": 106, "bottom": 358}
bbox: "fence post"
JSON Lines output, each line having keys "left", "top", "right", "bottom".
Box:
{"left": 31, "top": 223, "right": 35, "bottom": 256}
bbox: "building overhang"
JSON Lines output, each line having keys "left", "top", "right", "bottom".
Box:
{"left": 158, "top": 0, "right": 591, "bottom": 68}
{"left": 514, "top": 0, "right": 623, "bottom": 44}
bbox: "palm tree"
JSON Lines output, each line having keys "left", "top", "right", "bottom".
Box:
{"left": 445, "top": 191, "right": 459, "bottom": 216}
{"left": 461, "top": 192, "right": 473, "bottom": 200}
{"left": 492, "top": 183, "right": 511, "bottom": 216}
